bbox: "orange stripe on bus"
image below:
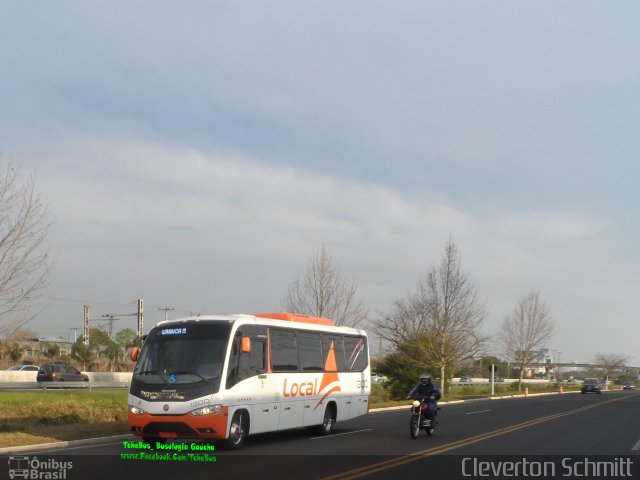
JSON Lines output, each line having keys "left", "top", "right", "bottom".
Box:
{"left": 254, "top": 312, "right": 335, "bottom": 326}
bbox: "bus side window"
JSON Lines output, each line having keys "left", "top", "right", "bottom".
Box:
{"left": 228, "top": 333, "right": 266, "bottom": 389}
{"left": 344, "top": 336, "right": 368, "bottom": 371}
{"left": 271, "top": 330, "right": 299, "bottom": 372}
{"left": 250, "top": 340, "right": 266, "bottom": 374}
{"left": 321, "top": 335, "right": 346, "bottom": 371}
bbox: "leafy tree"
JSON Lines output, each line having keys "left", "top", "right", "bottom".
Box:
{"left": 114, "top": 328, "right": 137, "bottom": 348}
{"left": 42, "top": 342, "right": 60, "bottom": 360}
{"left": 71, "top": 339, "right": 95, "bottom": 371}
{"left": 104, "top": 340, "right": 123, "bottom": 372}
{"left": 0, "top": 158, "right": 52, "bottom": 336}
{"left": 284, "top": 246, "right": 368, "bottom": 327}
{"left": 88, "top": 328, "right": 112, "bottom": 348}
{"left": 474, "top": 355, "right": 509, "bottom": 378}
{"left": 376, "top": 341, "right": 453, "bottom": 399}
{"left": 7, "top": 342, "right": 23, "bottom": 363}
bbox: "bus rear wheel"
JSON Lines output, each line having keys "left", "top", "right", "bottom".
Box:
{"left": 225, "top": 411, "right": 248, "bottom": 450}
{"left": 317, "top": 404, "right": 336, "bottom": 436}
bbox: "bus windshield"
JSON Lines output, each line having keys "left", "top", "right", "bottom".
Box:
{"left": 133, "top": 322, "right": 232, "bottom": 386}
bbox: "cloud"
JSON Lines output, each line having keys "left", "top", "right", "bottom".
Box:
{"left": 31, "top": 135, "right": 607, "bottom": 323}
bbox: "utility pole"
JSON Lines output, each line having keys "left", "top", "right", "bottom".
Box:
{"left": 158, "top": 306, "right": 175, "bottom": 321}
{"left": 100, "top": 314, "right": 120, "bottom": 337}
{"left": 100, "top": 298, "right": 144, "bottom": 338}
{"left": 83, "top": 305, "right": 90, "bottom": 346}
{"left": 69, "top": 327, "right": 82, "bottom": 342}
{"left": 137, "top": 299, "right": 144, "bottom": 338}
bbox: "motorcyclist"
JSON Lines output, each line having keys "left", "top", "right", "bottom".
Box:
{"left": 407, "top": 372, "right": 441, "bottom": 434}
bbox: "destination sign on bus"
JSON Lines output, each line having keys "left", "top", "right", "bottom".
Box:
{"left": 161, "top": 328, "right": 187, "bottom": 335}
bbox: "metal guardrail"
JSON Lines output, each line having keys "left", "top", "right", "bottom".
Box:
{"left": 0, "top": 381, "right": 129, "bottom": 391}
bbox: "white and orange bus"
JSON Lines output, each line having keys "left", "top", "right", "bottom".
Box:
{"left": 128, "top": 312, "right": 370, "bottom": 449}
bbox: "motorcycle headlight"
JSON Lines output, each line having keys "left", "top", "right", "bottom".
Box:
{"left": 128, "top": 405, "right": 146, "bottom": 416}
{"left": 412, "top": 400, "right": 420, "bottom": 408}
{"left": 191, "top": 404, "right": 222, "bottom": 416}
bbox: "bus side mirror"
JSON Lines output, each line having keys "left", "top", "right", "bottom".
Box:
{"left": 130, "top": 346, "right": 140, "bottom": 362}
{"left": 241, "top": 336, "right": 251, "bottom": 353}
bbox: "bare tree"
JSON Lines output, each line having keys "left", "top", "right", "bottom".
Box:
{"left": 284, "top": 246, "right": 368, "bottom": 327}
{"left": 7, "top": 327, "right": 39, "bottom": 341}
{"left": 593, "top": 353, "right": 628, "bottom": 385}
{"left": 375, "top": 239, "right": 487, "bottom": 394}
{"left": 0, "top": 157, "right": 52, "bottom": 337}
{"left": 498, "top": 290, "right": 553, "bottom": 390}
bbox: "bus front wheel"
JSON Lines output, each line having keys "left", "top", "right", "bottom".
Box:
{"left": 225, "top": 411, "right": 248, "bottom": 450}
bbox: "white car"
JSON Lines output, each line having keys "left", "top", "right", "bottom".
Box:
{"left": 7, "top": 365, "right": 39, "bottom": 371}
{"left": 371, "top": 373, "right": 386, "bottom": 384}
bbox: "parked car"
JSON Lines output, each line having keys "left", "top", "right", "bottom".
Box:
{"left": 581, "top": 378, "right": 602, "bottom": 394}
{"left": 7, "top": 365, "right": 39, "bottom": 371}
{"left": 371, "top": 373, "right": 386, "bottom": 384}
{"left": 459, "top": 376, "right": 472, "bottom": 384}
{"left": 37, "top": 364, "right": 89, "bottom": 383}
{"left": 622, "top": 382, "right": 636, "bottom": 390}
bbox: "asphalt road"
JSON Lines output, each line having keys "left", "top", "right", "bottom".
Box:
{"left": 3, "top": 390, "right": 640, "bottom": 480}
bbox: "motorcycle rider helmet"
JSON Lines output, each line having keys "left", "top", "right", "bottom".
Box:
{"left": 419, "top": 373, "right": 431, "bottom": 383}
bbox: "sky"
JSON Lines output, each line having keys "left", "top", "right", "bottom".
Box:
{"left": 1, "top": 1, "right": 638, "bottom": 364}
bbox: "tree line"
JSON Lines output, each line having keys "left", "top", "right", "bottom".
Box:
{"left": 283, "top": 240, "right": 558, "bottom": 398}
{"left": 0, "top": 327, "right": 138, "bottom": 372}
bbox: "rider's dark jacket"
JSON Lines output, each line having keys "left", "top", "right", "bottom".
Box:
{"left": 408, "top": 381, "right": 442, "bottom": 400}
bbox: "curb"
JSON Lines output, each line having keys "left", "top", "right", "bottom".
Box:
{"left": 0, "top": 434, "right": 135, "bottom": 455}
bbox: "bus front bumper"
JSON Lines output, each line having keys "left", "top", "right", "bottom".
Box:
{"left": 128, "top": 407, "right": 230, "bottom": 440}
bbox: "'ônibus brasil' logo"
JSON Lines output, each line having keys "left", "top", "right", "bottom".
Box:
{"left": 282, "top": 341, "right": 341, "bottom": 411}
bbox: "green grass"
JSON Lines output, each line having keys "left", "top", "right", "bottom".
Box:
{"left": 0, "top": 390, "right": 129, "bottom": 447}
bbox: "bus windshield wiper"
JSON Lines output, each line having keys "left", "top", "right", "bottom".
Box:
{"left": 167, "top": 370, "right": 217, "bottom": 383}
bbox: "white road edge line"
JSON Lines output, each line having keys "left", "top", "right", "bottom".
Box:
{"left": 465, "top": 409, "right": 491, "bottom": 415}
{"left": 30, "top": 441, "right": 121, "bottom": 454}
{"left": 631, "top": 439, "right": 640, "bottom": 451}
{"left": 310, "top": 428, "right": 372, "bottom": 440}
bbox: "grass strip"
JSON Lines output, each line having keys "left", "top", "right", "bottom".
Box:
{"left": 0, "top": 390, "right": 129, "bottom": 447}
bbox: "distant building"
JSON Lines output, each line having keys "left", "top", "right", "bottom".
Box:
{"left": 514, "top": 348, "right": 553, "bottom": 378}
{"left": 2, "top": 337, "right": 74, "bottom": 366}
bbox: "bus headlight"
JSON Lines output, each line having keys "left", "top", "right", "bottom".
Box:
{"left": 191, "top": 404, "right": 222, "bottom": 416}
{"left": 128, "top": 405, "right": 146, "bottom": 415}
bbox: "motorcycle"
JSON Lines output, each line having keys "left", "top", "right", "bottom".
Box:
{"left": 409, "top": 396, "right": 437, "bottom": 438}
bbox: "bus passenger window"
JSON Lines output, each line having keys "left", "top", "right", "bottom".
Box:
{"left": 298, "top": 332, "right": 323, "bottom": 371}
{"left": 270, "top": 330, "right": 299, "bottom": 372}
{"left": 321, "top": 335, "right": 346, "bottom": 371}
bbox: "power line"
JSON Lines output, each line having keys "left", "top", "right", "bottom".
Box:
{"left": 157, "top": 306, "right": 175, "bottom": 321}
{"left": 100, "top": 314, "right": 120, "bottom": 337}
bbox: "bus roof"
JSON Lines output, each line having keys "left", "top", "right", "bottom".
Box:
{"left": 253, "top": 312, "right": 334, "bottom": 326}
{"left": 155, "top": 312, "right": 340, "bottom": 330}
